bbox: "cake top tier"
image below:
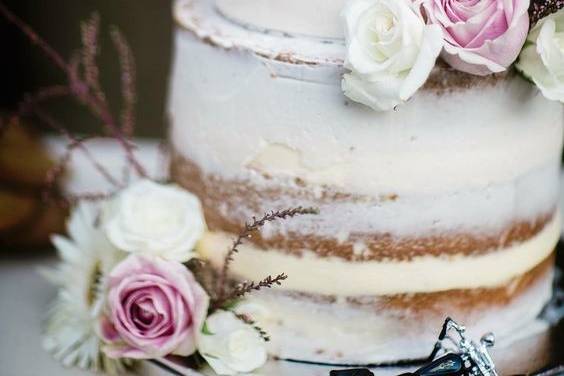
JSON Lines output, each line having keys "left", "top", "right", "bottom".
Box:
{"left": 180, "top": 0, "right": 564, "bottom": 111}
{"left": 215, "top": 0, "right": 349, "bottom": 38}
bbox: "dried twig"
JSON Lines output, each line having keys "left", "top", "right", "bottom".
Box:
{"left": 43, "top": 137, "right": 87, "bottom": 195}
{"left": 234, "top": 313, "right": 270, "bottom": 342}
{"left": 17, "top": 85, "right": 70, "bottom": 115}
{"left": 231, "top": 274, "right": 288, "bottom": 298}
{"left": 0, "top": 2, "right": 67, "bottom": 71}
{"left": 530, "top": 0, "right": 564, "bottom": 25}
{"left": 80, "top": 13, "right": 106, "bottom": 105}
{"left": 32, "top": 108, "right": 121, "bottom": 189}
{"left": 110, "top": 27, "right": 137, "bottom": 138}
{"left": 65, "top": 191, "right": 114, "bottom": 205}
{"left": 46, "top": 189, "right": 115, "bottom": 209}
{"left": 0, "top": 2, "right": 146, "bottom": 178}
{"left": 215, "top": 206, "right": 318, "bottom": 302}
{"left": 214, "top": 273, "right": 288, "bottom": 310}
{"left": 41, "top": 133, "right": 118, "bottom": 207}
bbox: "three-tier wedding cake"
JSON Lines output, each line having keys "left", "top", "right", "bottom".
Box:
{"left": 168, "top": 0, "right": 564, "bottom": 364}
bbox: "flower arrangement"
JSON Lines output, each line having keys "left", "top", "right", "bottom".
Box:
{"left": 0, "top": 5, "right": 319, "bottom": 375}
{"left": 44, "top": 181, "right": 316, "bottom": 375}
{"left": 341, "top": 0, "right": 564, "bottom": 110}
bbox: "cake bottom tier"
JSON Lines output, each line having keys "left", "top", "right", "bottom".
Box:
{"left": 233, "top": 254, "right": 554, "bottom": 365}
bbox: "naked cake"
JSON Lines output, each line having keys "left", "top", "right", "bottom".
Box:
{"left": 168, "top": 0, "right": 564, "bottom": 364}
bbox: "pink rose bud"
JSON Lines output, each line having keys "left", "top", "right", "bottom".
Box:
{"left": 100, "top": 255, "right": 209, "bottom": 359}
{"left": 423, "top": 0, "right": 530, "bottom": 75}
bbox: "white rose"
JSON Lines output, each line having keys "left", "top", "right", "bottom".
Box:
{"left": 341, "top": 0, "right": 443, "bottom": 111}
{"left": 104, "top": 179, "right": 205, "bottom": 262}
{"left": 198, "top": 310, "right": 267, "bottom": 375}
{"left": 516, "top": 10, "right": 564, "bottom": 103}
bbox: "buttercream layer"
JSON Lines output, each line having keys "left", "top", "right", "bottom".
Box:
{"left": 172, "top": 153, "right": 558, "bottom": 260}
{"left": 197, "top": 214, "right": 558, "bottom": 296}
{"left": 234, "top": 254, "right": 553, "bottom": 364}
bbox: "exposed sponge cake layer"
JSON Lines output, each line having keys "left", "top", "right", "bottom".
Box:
{"left": 172, "top": 154, "right": 559, "bottom": 262}
{"left": 196, "top": 218, "right": 558, "bottom": 296}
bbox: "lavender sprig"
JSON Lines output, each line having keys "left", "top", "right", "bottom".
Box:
{"left": 215, "top": 206, "right": 318, "bottom": 302}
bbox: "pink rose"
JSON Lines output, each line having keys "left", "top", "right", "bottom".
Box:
{"left": 423, "top": 0, "right": 530, "bottom": 75}
{"left": 100, "top": 255, "right": 209, "bottom": 359}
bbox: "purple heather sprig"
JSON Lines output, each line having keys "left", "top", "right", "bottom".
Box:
{"left": 0, "top": 3, "right": 147, "bottom": 205}
{"left": 530, "top": 0, "right": 564, "bottom": 25}
{"left": 215, "top": 206, "right": 319, "bottom": 305}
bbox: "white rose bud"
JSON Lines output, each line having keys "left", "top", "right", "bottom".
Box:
{"left": 516, "top": 9, "right": 564, "bottom": 103}
{"left": 198, "top": 310, "right": 267, "bottom": 376}
{"left": 341, "top": 0, "right": 443, "bottom": 111}
{"left": 104, "top": 179, "right": 205, "bottom": 262}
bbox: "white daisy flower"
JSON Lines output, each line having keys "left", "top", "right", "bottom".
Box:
{"left": 41, "top": 202, "right": 132, "bottom": 374}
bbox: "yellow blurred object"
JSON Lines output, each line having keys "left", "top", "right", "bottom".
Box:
{"left": 0, "top": 190, "right": 36, "bottom": 232}
{"left": 0, "top": 121, "right": 55, "bottom": 186}
{"left": 0, "top": 122, "right": 67, "bottom": 249}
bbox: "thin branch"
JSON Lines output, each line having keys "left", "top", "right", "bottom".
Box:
{"left": 48, "top": 191, "right": 115, "bottom": 209}
{"left": 65, "top": 191, "right": 114, "bottom": 205}
{"left": 32, "top": 108, "right": 121, "bottom": 188}
{"left": 80, "top": 13, "right": 106, "bottom": 105}
{"left": 110, "top": 27, "right": 137, "bottom": 138}
{"left": 0, "top": 1, "right": 67, "bottom": 71}
{"left": 17, "top": 85, "right": 70, "bottom": 115}
{"left": 214, "top": 273, "right": 288, "bottom": 310}
{"left": 43, "top": 136, "right": 84, "bottom": 196}
{"left": 0, "top": 2, "right": 147, "bottom": 178}
{"left": 234, "top": 313, "right": 270, "bottom": 342}
{"left": 215, "top": 206, "right": 319, "bottom": 302}
{"left": 530, "top": 0, "right": 564, "bottom": 25}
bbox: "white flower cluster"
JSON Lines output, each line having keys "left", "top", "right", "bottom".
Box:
{"left": 517, "top": 9, "right": 564, "bottom": 103}
{"left": 342, "top": 0, "right": 564, "bottom": 110}
{"left": 44, "top": 180, "right": 269, "bottom": 375}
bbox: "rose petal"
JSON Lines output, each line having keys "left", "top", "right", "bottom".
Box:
{"left": 465, "top": 8, "right": 508, "bottom": 48}
{"left": 99, "top": 315, "right": 121, "bottom": 343}
{"left": 400, "top": 24, "right": 444, "bottom": 99}
{"left": 102, "top": 255, "right": 209, "bottom": 359}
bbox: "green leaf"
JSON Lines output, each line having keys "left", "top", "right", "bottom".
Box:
{"left": 200, "top": 352, "right": 218, "bottom": 359}
{"left": 222, "top": 299, "right": 240, "bottom": 310}
{"left": 201, "top": 322, "right": 214, "bottom": 335}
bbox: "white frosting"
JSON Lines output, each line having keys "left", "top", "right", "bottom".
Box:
{"left": 170, "top": 2, "right": 562, "bottom": 364}
{"left": 175, "top": 0, "right": 345, "bottom": 65}
{"left": 189, "top": 159, "right": 560, "bottom": 238}
{"left": 236, "top": 267, "right": 552, "bottom": 364}
{"left": 215, "top": 0, "right": 349, "bottom": 39}
{"left": 169, "top": 15, "right": 563, "bottom": 236}
{"left": 197, "top": 213, "right": 559, "bottom": 296}
{"left": 169, "top": 11, "right": 563, "bottom": 197}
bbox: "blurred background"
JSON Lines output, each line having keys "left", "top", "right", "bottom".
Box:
{"left": 0, "top": 0, "right": 173, "bottom": 249}
{"left": 0, "top": 0, "right": 172, "bottom": 137}
{"left": 0, "top": 2, "right": 177, "bottom": 373}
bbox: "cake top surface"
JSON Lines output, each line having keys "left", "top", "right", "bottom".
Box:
{"left": 175, "top": 0, "right": 345, "bottom": 66}
{"left": 174, "top": 0, "right": 509, "bottom": 92}
{"left": 215, "top": 0, "right": 349, "bottom": 39}
{"left": 174, "top": 0, "right": 564, "bottom": 110}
